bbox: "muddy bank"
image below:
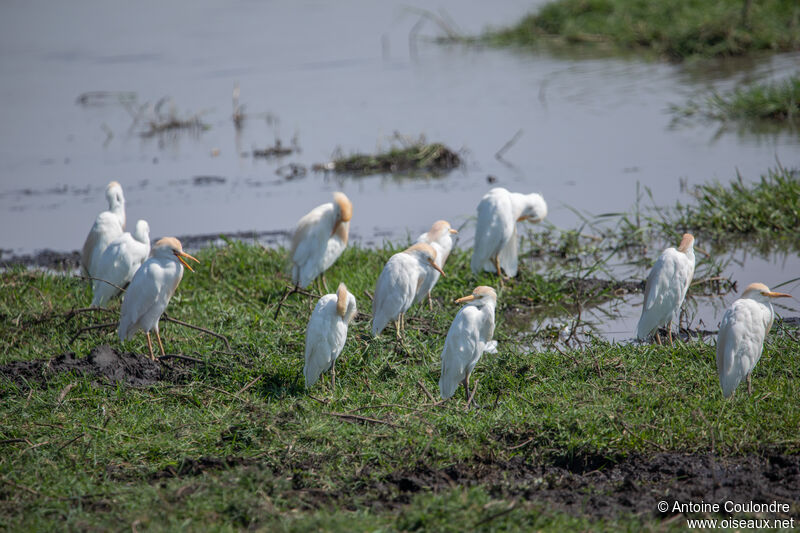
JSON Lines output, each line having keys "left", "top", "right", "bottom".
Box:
{"left": 0, "top": 345, "right": 193, "bottom": 387}
{"left": 119, "top": 450, "right": 800, "bottom": 519}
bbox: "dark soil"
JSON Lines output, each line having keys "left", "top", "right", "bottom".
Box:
{"left": 118, "top": 449, "right": 800, "bottom": 520}
{"left": 0, "top": 345, "right": 186, "bottom": 388}
{"left": 0, "top": 249, "right": 81, "bottom": 271}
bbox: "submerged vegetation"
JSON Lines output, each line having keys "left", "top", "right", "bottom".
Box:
{"left": 316, "top": 136, "right": 461, "bottom": 176}
{"left": 483, "top": 0, "right": 800, "bottom": 61}
{"left": 675, "top": 74, "right": 800, "bottom": 123}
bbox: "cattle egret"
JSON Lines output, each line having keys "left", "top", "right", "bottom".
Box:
{"left": 439, "top": 286, "right": 498, "bottom": 408}
{"left": 91, "top": 220, "right": 151, "bottom": 307}
{"left": 81, "top": 181, "right": 126, "bottom": 277}
{"left": 304, "top": 283, "right": 357, "bottom": 389}
{"left": 471, "top": 187, "right": 547, "bottom": 281}
{"left": 716, "top": 282, "right": 791, "bottom": 397}
{"left": 372, "top": 243, "right": 445, "bottom": 339}
{"left": 636, "top": 233, "right": 696, "bottom": 344}
{"left": 118, "top": 237, "right": 199, "bottom": 360}
{"left": 290, "top": 192, "right": 352, "bottom": 291}
{"left": 414, "top": 220, "right": 458, "bottom": 309}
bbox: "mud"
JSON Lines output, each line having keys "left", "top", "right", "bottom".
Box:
{"left": 123, "top": 450, "right": 800, "bottom": 520}
{"left": 0, "top": 249, "right": 81, "bottom": 271}
{"left": 0, "top": 345, "right": 185, "bottom": 387}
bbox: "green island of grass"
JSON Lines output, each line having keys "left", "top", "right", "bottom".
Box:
{"left": 484, "top": 0, "right": 800, "bottom": 61}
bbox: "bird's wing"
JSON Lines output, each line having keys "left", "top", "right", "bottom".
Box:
{"left": 290, "top": 204, "right": 333, "bottom": 287}
{"left": 439, "top": 306, "right": 482, "bottom": 398}
{"left": 471, "top": 192, "right": 513, "bottom": 274}
{"left": 716, "top": 300, "right": 769, "bottom": 398}
{"left": 304, "top": 296, "right": 338, "bottom": 386}
{"left": 92, "top": 236, "right": 132, "bottom": 306}
{"left": 636, "top": 249, "right": 681, "bottom": 338}
{"left": 118, "top": 260, "right": 175, "bottom": 339}
{"left": 497, "top": 225, "right": 519, "bottom": 277}
{"left": 371, "top": 255, "right": 414, "bottom": 335}
{"left": 322, "top": 221, "right": 348, "bottom": 271}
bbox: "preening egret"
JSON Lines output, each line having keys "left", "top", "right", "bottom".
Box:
{"left": 91, "top": 220, "right": 151, "bottom": 307}
{"left": 471, "top": 187, "right": 547, "bottom": 280}
{"left": 118, "top": 237, "right": 199, "bottom": 360}
{"left": 372, "top": 243, "right": 445, "bottom": 339}
{"left": 716, "top": 282, "right": 791, "bottom": 398}
{"left": 81, "top": 181, "right": 126, "bottom": 278}
{"left": 304, "top": 282, "right": 357, "bottom": 389}
{"left": 636, "top": 233, "right": 696, "bottom": 344}
{"left": 414, "top": 220, "right": 458, "bottom": 309}
{"left": 290, "top": 192, "right": 352, "bottom": 291}
{"left": 439, "top": 286, "right": 498, "bottom": 408}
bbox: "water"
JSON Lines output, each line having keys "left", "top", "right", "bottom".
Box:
{"left": 1, "top": 0, "right": 798, "bottom": 332}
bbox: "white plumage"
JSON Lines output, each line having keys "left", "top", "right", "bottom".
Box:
{"left": 636, "top": 233, "right": 696, "bottom": 342}
{"left": 471, "top": 187, "right": 547, "bottom": 278}
{"left": 439, "top": 286, "right": 498, "bottom": 406}
{"left": 118, "top": 237, "right": 199, "bottom": 360}
{"left": 290, "top": 192, "right": 352, "bottom": 289}
{"left": 81, "top": 181, "right": 126, "bottom": 277}
{"left": 91, "top": 220, "right": 151, "bottom": 307}
{"left": 371, "top": 243, "right": 445, "bottom": 338}
{"left": 414, "top": 220, "right": 458, "bottom": 307}
{"left": 716, "top": 282, "right": 791, "bottom": 398}
{"left": 304, "top": 283, "right": 357, "bottom": 388}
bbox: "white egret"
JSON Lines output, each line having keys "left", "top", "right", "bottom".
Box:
{"left": 81, "top": 181, "right": 126, "bottom": 278}
{"left": 371, "top": 243, "right": 445, "bottom": 339}
{"left": 414, "top": 220, "right": 458, "bottom": 309}
{"left": 716, "top": 282, "right": 791, "bottom": 398}
{"left": 304, "top": 282, "right": 358, "bottom": 389}
{"left": 439, "top": 286, "right": 498, "bottom": 408}
{"left": 636, "top": 233, "right": 696, "bottom": 344}
{"left": 118, "top": 237, "right": 199, "bottom": 360}
{"left": 471, "top": 187, "right": 547, "bottom": 280}
{"left": 91, "top": 220, "right": 151, "bottom": 307}
{"left": 290, "top": 192, "right": 352, "bottom": 291}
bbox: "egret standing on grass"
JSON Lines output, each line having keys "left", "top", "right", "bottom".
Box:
{"left": 471, "top": 187, "right": 547, "bottom": 281}
{"left": 439, "top": 286, "right": 498, "bottom": 408}
{"left": 636, "top": 233, "right": 696, "bottom": 344}
{"left": 290, "top": 192, "right": 352, "bottom": 291}
{"left": 81, "top": 181, "right": 126, "bottom": 278}
{"left": 118, "top": 237, "right": 199, "bottom": 360}
{"left": 716, "top": 282, "right": 791, "bottom": 398}
{"left": 304, "top": 283, "right": 357, "bottom": 389}
{"left": 91, "top": 220, "right": 151, "bottom": 307}
{"left": 372, "top": 243, "right": 445, "bottom": 339}
{"left": 414, "top": 220, "right": 458, "bottom": 309}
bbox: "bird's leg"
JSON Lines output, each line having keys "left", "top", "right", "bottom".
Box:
{"left": 667, "top": 321, "right": 674, "bottom": 345}
{"left": 321, "top": 273, "right": 329, "bottom": 293}
{"left": 466, "top": 379, "right": 479, "bottom": 410}
{"left": 655, "top": 332, "right": 663, "bottom": 346}
{"left": 395, "top": 318, "right": 403, "bottom": 341}
{"left": 156, "top": 330, "right": 166, "bottom": 357}
{"left": 747, "top": 373, "right": 752, "bottom": 395}
{"left": 494, "top": 256, "right": 505, "bottom": 287}
{"left": 463, "top": 376, "right": 470, "bottom": 404}
{"left": 427, "top": 293, "right": 433, "bottom": 311}
{"left": 331, "top": 360, "right": 336, "bottom": 391}
{"left": 145, "top": 332, "right": 155, "bottom": 361}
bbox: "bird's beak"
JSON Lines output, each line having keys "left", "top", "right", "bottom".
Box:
{"left": 455, "top": 294, "right": 476, "bottom": 304}
{"left": 175, "top": 251, "right": 200, "bottom": 272}
{"left": 695, "top": 247, "right": 710, "bottom": 257}
{"left": 764, "top": 291, "right": 792, "bottom": 298}
{"left": 449, "top": 228, "right": 458, "bottom": 234}
{"left": 428, "top": 259, "right": 445, "bottom": 277}
{"left": 517, "top": 215, "right": 529, "bottom": 222}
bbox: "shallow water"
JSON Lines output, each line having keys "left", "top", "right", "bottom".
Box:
{"left": 1, "top": 0, "right": 798, "bottom": 333}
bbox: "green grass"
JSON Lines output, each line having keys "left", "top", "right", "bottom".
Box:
{"left": 677, "top": 74, "right": 800, "bottom": 123}
{"left": 1, "top": 236, "right": 798, "bottom": 530}
{"left": 483, "top": 0, "right": 800, "bottom": 61}
{"left": 673, "top": 165, "right": 800, "bottom": 251}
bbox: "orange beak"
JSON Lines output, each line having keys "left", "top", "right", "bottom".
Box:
{"left": 428, "top": 259, "right": 445, "bottom": 277}
{"left": 449, "top": 228, "right": 458, "bottom": 234}
{"left": 695, "top": 247, "right": 710, "bottom": 257}
{"left": 174, "top": 250, "right": 200, "bottom": 272}
{"left": 455, "top": 294, "right": 476, "bottom": 304}
{"left": 764, "top": 291, "right": 792, "bottom": 298}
